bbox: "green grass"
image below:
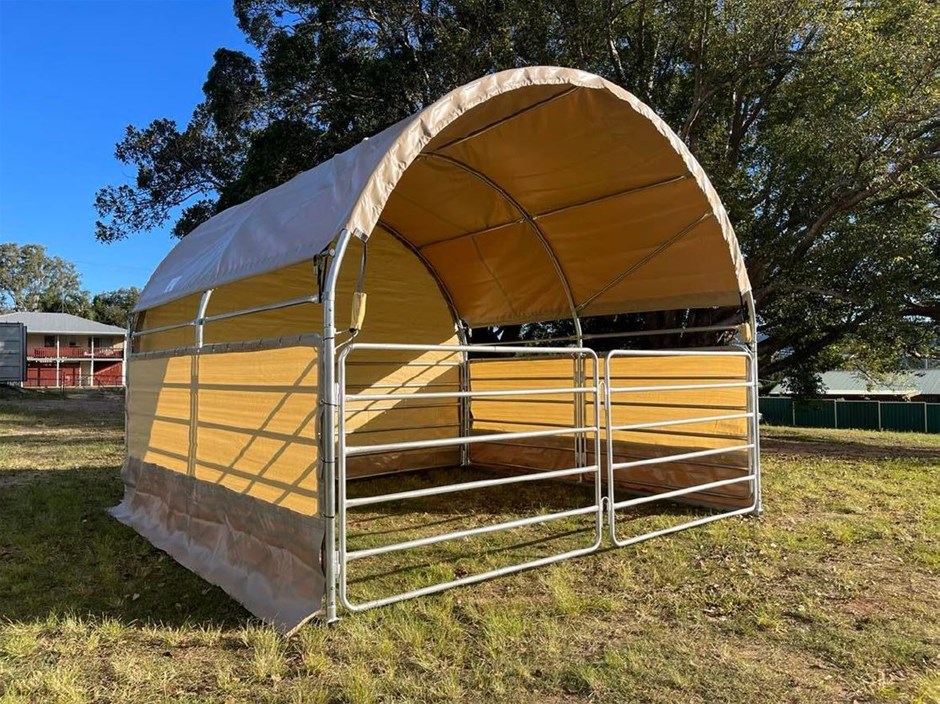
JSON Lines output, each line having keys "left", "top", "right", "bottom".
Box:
{"left": 0, "top": 394, "right": 938, "bottom": 703}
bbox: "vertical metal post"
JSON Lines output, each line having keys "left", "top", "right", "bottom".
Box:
{"left": 924, "top": 402, "right": 928, "bottom": 434}
{"left": 321, "top": 230, "right": 353, "bottom": 624}
{"left": 457, "top": 323, "right": 470, "bottom": 467}
{"left": 573, "top": 355, "right": 582, "bottom": 474}
{"left": 122, "top": 326, "right": 130, "bottom": 388}
{"left": 188, "top": 290, "right": 213, "bottom": 478}
{"left": 747, "top": 291, "right": 764, "bottom": 516}
{"left": 833, "top": 399, "right": 838, "bottom": 429}
{"left": 877, "top": 401, "right": 882, "bottom": 430}
{"left": 123, "top": 320, "right": 132, "bottom": 459}
{"left": 55, "top": 336, "right": 60, "bottom": 388}
{"left": 745, "top": 292, "right": 763, "bottom": 515}
{"left": 90, "top": 336, "right": 95, "bottom": 387}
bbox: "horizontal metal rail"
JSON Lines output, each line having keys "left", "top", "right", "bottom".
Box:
{"left": 201, "top": 295, "right": 319, "bottom": 323}
{"left": 610, "top": 444, "right": 754, "bottom": 471}
{"left": 132, "top": 319, "right": 194, "bottom": 338}
{"left": 346, "top": 423, "right": 460, "bottom": 436}
{"left": 346, "top": 341, "right": 592, "bottom": 356}
{"left": 132, "top": 294, "right": 320, "bottom": 339}
{"left": 609, "top": 412, "right": 753, "bottom": 432}
{"left": 611, "top": 505, "right": 755, "bottom": 549}
{"left": 347, "top": 386, "right": 594, "bottom": 402}
{"left": 345, "top": 426, "right": 596, "bottom": 456}
{"left": 608, "top": 381, "right": 750, "bottom": 394}
{"left": 347, "top": 504, "right": 598, "bottom": 560}
{"left": 129, "top": 332, "right": 321, "bottom": 361}
{"left": 607, "top": 348, "right": 749, "bottom": 357}
{"left": 342, "top": 540, "right": 601, "bottom": 613}
{"left": 611, "top": 474, "right": 755, "bottom": 510}
{"left": 347, "top": 465, "right": 596, "bottom": 508}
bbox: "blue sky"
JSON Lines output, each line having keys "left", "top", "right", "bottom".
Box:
{"left": 0, "top": 0, "right": 253, "bottom": 293}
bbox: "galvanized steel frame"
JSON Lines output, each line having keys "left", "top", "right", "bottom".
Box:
{"left": 603, "top": 345, "right": 761, "bottom": 548}
{"left": 335, "top": 341, "right": 603, "bottom": 614}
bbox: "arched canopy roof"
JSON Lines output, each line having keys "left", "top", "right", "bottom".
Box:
{"left": 137, "top": 67, "right": 750, "bottom": 328}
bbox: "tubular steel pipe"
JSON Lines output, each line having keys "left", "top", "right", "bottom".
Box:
{"left": 607, "top": 381, "right": 751, "bottom": 394}
{"left": 609, "top": 444, "right": 754, "bottom": 472}
{"left": 346, "top": 465, "right": 597, "bottom": 508}
{"left": 745, "top": 290, "right": 763, "bottom": 515}
{"left": 611, "top": 474, "right": 755, "bottom": 510}
{"left": 345, "top": 426, "right": 597, "bottom": 457}
{"left": 131, "top": 320, "right": 194, "bottom": 338}
{"left": 347, "top": 504, "right": 599, "bottom": 561}
{"left": 342, "top": 541, "right": 602, "bottom": 613}
{"left": 321, "top": 229, "right": 354, "bottom": 624}
{"left": 201, "top": 294, "right": 318, "bottom": 323}
{"left": 347, "top": 386, "right": 595, "bottom": 402}
{"left": 609, "top": 412, "right": 753, "bottom": 433}
{"left": 610, "top": 506, "right": 756, "bottom": 549}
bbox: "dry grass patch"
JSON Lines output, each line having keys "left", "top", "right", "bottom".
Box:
{"left": 0, "top": 394, "right": 937, "bottom": 702}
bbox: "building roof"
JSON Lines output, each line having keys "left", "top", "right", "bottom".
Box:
{"left": 0, "top": 312, "right": 125, "bottom": 336}
{"left": 770, "top": 369, "right": 940, "bottom": 398}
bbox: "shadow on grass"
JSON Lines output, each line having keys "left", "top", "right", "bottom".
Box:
{"left": 0, "top": 465, "right": 251, "bottom": 628}
{"left": 0, "top": 460, "right": 729, "bottom": 628}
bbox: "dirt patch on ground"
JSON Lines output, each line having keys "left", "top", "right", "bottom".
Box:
{"left": 0, "top": 391, "right": 123, "bottom": 427}
{"left": 0, "top": 470, "right": 45, "bottom": 489}
{"left": 762, "top": 435, "right": 940, "bottom": 461}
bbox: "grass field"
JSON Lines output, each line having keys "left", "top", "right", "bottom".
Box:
{"left": 0, "top": 392, "right": 938, "bottom": 703}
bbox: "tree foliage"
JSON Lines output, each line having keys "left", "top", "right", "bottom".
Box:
{"left": 0, "top": 243, "right": 84, "bottom": 314}
{"left": 93, "top": 0, "right": 940, "bottom": 383}
{"left": 0, "top": 243, "right": 141, "bottom": 328}
{"left": 91, "top": 287, "right": 140, "bottom": 328}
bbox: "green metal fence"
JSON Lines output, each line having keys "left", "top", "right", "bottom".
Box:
{"left": 759, "top": 397, "right": 939, "bottom": 433}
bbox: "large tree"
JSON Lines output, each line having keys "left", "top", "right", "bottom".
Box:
{"left": 0, "top": 243, "right": 86, "bottom": 314}
{"left": 93, "top": 0, "right": 940, "bottom": 384}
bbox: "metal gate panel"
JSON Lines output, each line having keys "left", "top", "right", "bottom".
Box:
{"left": 603, "top": 348, "right": 760, "bottom": 547}
{"left": 336, "top": 342, "right": 603, "bottom": 613}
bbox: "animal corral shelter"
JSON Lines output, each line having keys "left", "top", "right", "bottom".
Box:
{"left": 112, "top": 66, "right": 762, "bottom": 633}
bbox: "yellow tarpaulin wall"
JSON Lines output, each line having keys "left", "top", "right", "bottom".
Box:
{"left": 118, "top": 227, "right": 460, "bottom": 631}
{"left": 127, "top": 227, "right": 461, "bottom": 515}
{"left": 468, "top": 354, "right": 752, "bottom": 508}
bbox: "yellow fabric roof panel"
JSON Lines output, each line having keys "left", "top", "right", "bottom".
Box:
{"left": 138, "top": 66, "right": 750, "bottom": 327}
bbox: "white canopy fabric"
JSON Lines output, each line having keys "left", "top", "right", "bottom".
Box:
{"left": 137, "top": 66, "right": 750, "bottom": 326}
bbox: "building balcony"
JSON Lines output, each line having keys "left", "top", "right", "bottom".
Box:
{"left": 29, "top": 346, "right": 123, "bottom": 360}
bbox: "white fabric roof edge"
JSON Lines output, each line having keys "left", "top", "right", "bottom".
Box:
{"left": 136, "top": 66, "right": 750, "bottom": 313}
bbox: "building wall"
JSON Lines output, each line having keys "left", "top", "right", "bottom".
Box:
{"left": 25, "top": 333, "right": 124, "bottom": 357}
{"left": 24, "top": 360, "right": 123, "bottom": 387}
{"left": 21, "top": 332, "right": 124, "bottom": 387}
